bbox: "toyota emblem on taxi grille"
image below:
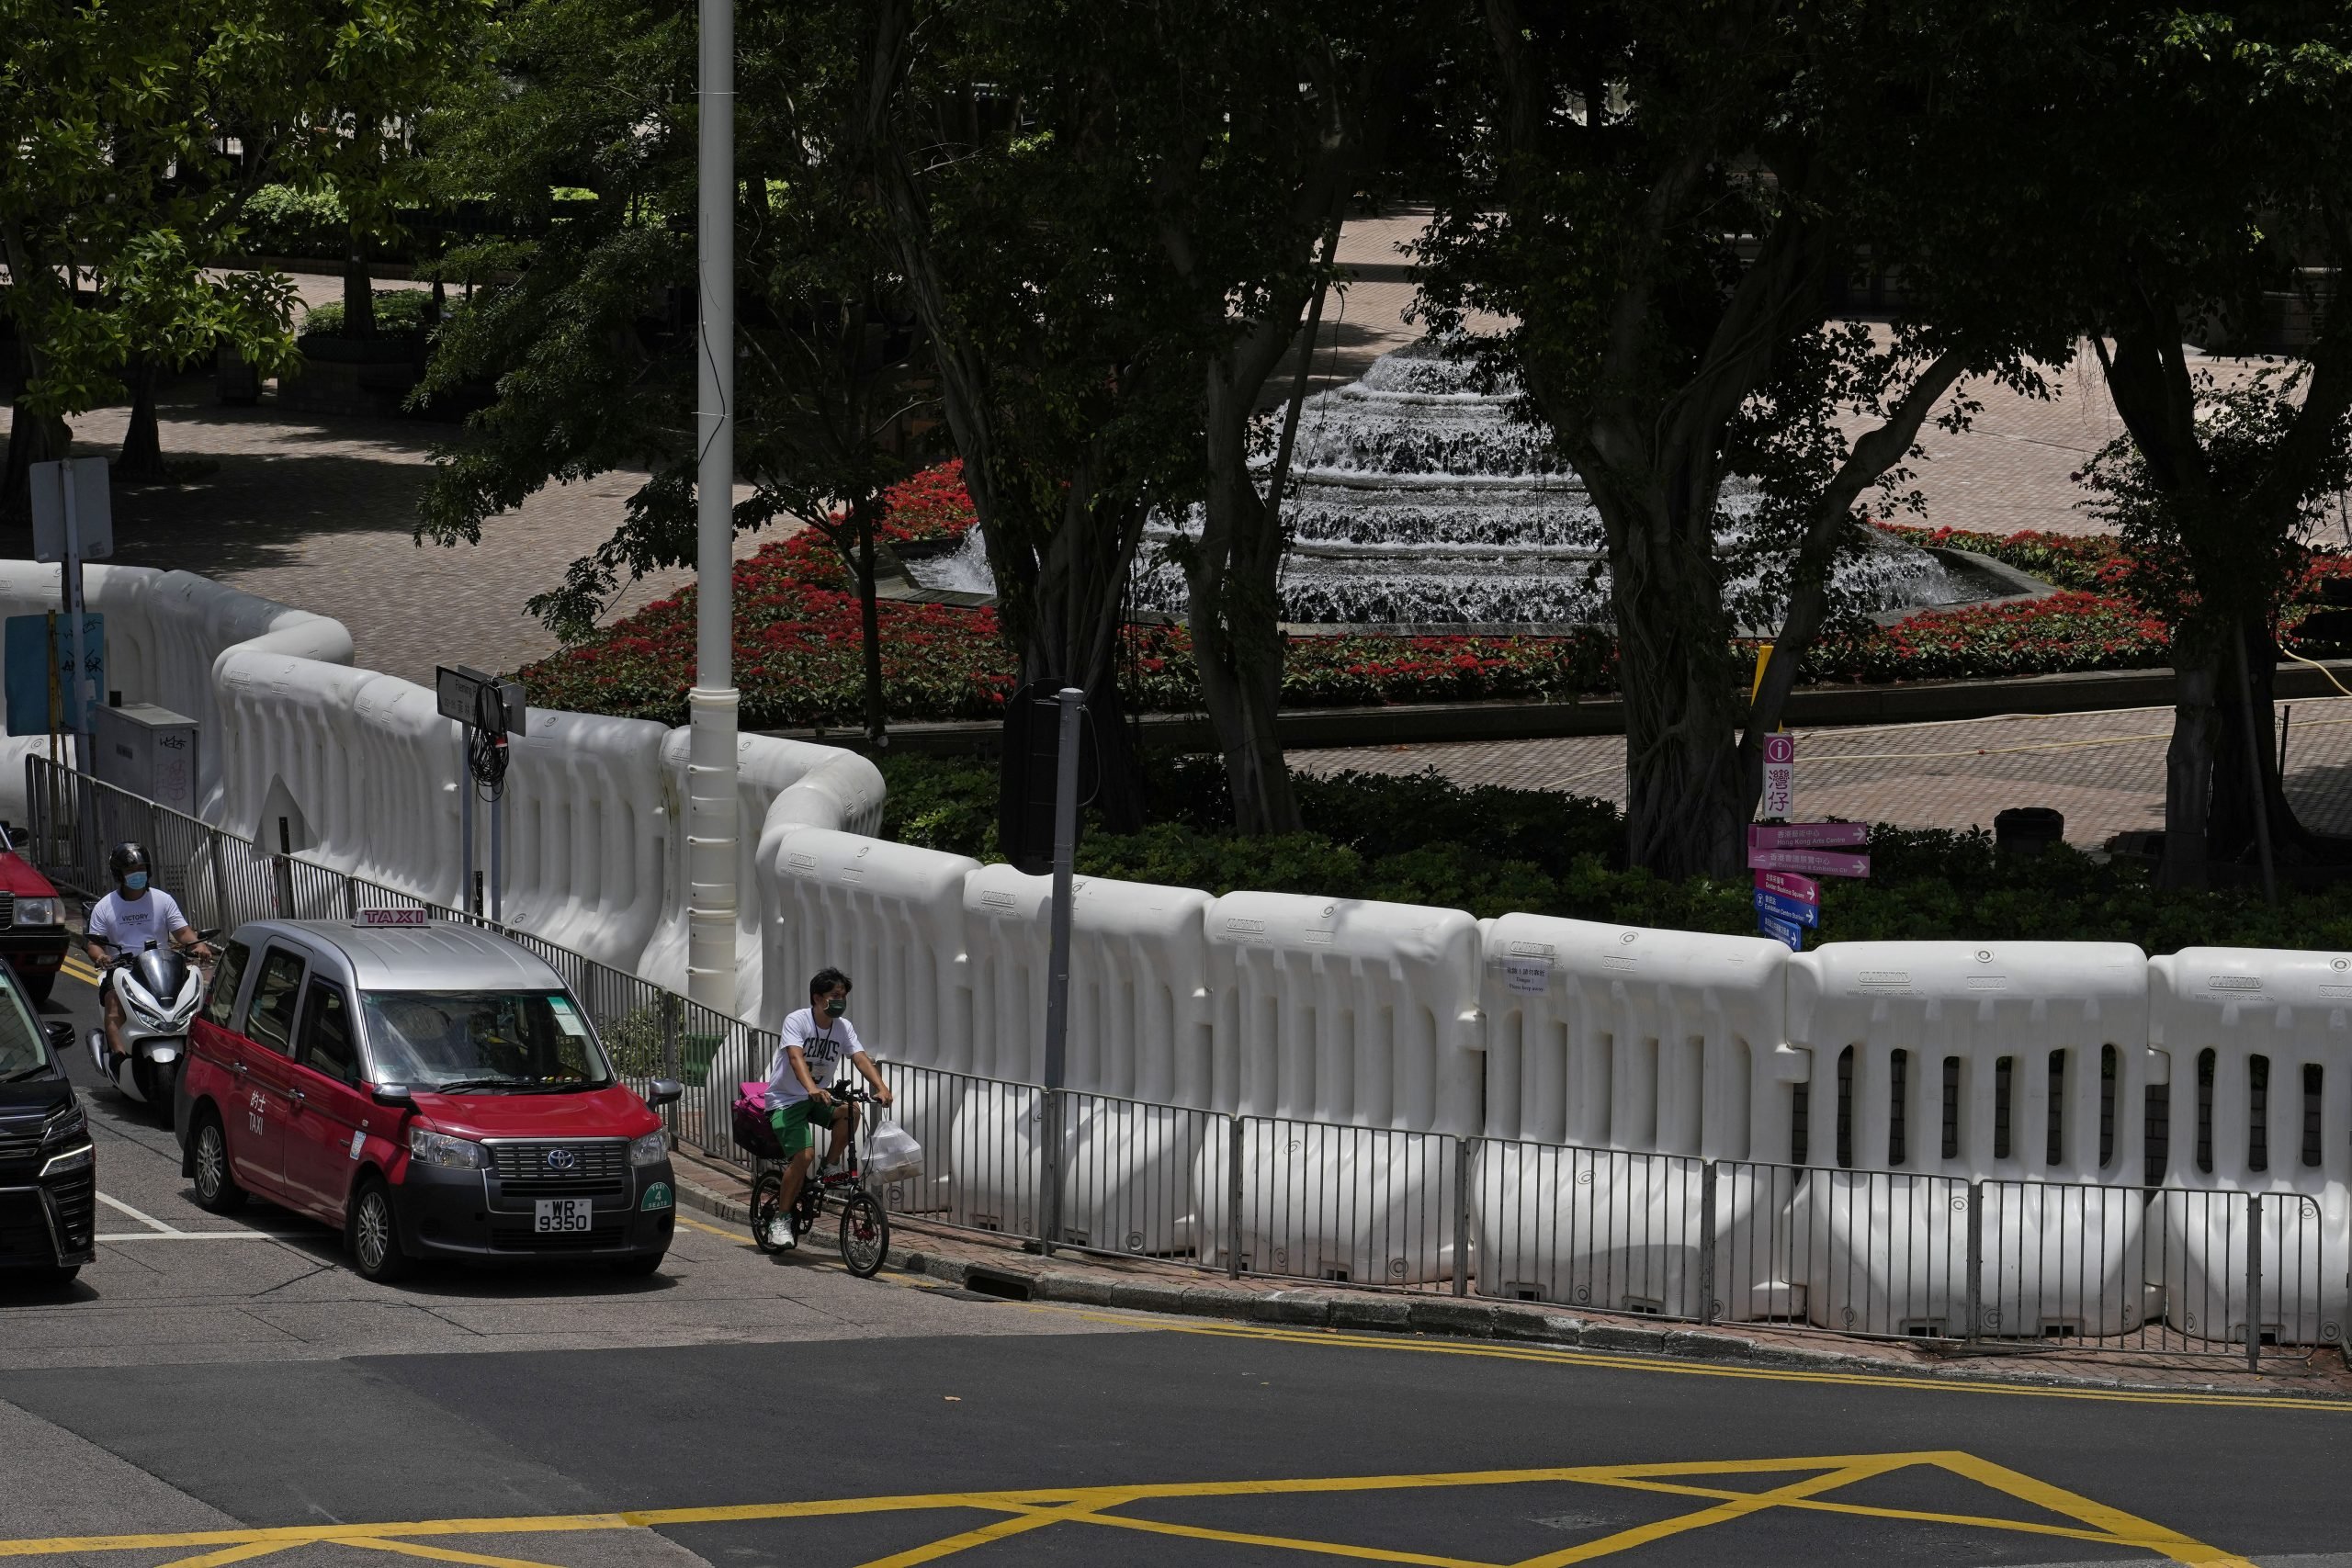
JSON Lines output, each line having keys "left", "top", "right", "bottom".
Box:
{"left": 544, "top": 1147, "right": 579, "bottom": 1171}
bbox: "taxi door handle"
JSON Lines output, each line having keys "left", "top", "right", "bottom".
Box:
{"left": 232, "top": 1060, "right": 246, "bottom": 1075}
{"left": 288, "top": 1088, "right": 306, "bottom": 1105}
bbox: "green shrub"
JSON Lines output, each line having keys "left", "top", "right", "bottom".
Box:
{"left": 871, "top": 752, "right": 2352, "bottom": 953}
{"left": 300, "top": 288, "right": 442, "bottom": 341}
{"left": 239, "top": 185, "right": 350, "bottom": 257}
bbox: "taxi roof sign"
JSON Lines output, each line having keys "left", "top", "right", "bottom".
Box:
{"left": 356, "top": 908, "right": 431, "bottom": 927}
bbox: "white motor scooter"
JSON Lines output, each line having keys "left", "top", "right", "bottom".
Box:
{"left": 87, "top": 939, "right": 206, "bottom": 1124}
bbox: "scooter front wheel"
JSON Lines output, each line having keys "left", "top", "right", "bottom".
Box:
{"left": 141, "top": 1059, "right": 177, "bottom": 1131}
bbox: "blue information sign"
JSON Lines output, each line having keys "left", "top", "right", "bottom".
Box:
{"left": 1753, "top": 888, "right": 1819, "bottom": 929}
{"left": 5, "top": 614, "right": 105, "bottom": 737}
{"left": 1758, "top": 912, "right": 1805, "bottom": 950}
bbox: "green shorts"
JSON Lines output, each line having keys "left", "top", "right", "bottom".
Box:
{"left": 770, "top": 1099, "right": 844, "bottom": 1158}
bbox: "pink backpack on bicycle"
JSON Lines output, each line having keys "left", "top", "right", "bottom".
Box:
{"left": 731, "top": 1082, "right": 781, "bottom": 1159}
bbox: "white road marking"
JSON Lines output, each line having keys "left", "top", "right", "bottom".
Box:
{"left": 96, "top": 1192, "right": 185, "bottom": 1235}
{"left": 95, "top": 1231, "right": 285, "bottom": 1242}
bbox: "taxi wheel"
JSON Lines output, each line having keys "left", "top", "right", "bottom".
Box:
{"left": 189, "top": 1114, "right": 247, "bottom": 1213}
{"left": 348, "top": 1178, "right": 410, "bottom": 1283}
{"left": 612, "top": 1251, "right": 665, "bottom": 1279}
{"left": 22, "top": 973, "right": 52, "bottom": 1007}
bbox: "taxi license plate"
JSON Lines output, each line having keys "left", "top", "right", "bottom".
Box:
{"left": 534, "top": 1198, "right": 594, "bottom": 1234}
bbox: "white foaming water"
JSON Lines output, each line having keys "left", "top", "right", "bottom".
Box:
{"left": 905, "top": 341, "right": 1981, "bottom": 626}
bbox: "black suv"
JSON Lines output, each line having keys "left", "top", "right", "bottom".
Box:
{"left": 0, "top": 987, "right": 95, "bottom": 1287}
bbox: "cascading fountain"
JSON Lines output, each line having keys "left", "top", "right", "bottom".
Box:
{"left": 903, "top": 341, "right": 2025, "bottom": 627}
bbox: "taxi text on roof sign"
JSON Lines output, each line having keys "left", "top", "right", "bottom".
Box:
{"left": 356, "top": 908, "right": 431, "bottom": 927}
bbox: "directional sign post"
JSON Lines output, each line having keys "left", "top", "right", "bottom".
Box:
{"left": 1747, "top": 820, "right": 1869, "bottom": 948}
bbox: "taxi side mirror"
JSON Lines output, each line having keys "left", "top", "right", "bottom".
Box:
{"left": 646, "top": 1077, "right": 683, "bottom": 1109}
{"left": 371, "top": 1083, "right": 417, "bottom": 1108}
{"left": 44, "top": 1020, "right": 73, "bottom": 1054}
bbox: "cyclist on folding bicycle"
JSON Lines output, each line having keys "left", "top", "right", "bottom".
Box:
{"left": 764, "top": 967, "right": 892, "bottom": 1253}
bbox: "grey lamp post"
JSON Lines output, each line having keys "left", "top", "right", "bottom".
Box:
{"left": 686, "top": 0, "right": 740, "bottom": 1017}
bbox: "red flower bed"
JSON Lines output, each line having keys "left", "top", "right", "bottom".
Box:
{"left": 520, "top": 463, "right": 2336, "bottom": 728}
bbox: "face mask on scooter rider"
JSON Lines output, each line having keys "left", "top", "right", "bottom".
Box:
{"left": 823, "top": 998, "right": 846, "bottom": 1019}
{"left": 123, "top": 872, "right": 148, "bottom": 893}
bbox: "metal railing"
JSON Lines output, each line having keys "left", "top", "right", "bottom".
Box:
{"left": 21, "top": 757, "right": 2347, "bottom": 1363}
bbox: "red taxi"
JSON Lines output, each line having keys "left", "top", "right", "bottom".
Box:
{"left": 175, "top": 915, "right": 683, "bottom": 1281}
{"left": 0, "top": 825, "right": 70, "bottom": 1004}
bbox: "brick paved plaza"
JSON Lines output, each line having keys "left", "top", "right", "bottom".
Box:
{"left": 1296, "top": 697, "right": 2352, "bottom": 847}
{"left": 2, "top": 244, "right": 2325, "bottom": 839}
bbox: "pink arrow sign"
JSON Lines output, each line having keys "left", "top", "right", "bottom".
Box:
{"left": 1748, "top": 821, "right": 1869, "bottom": 851}
{"left": 1748, "top": 847, "right": 1871, "bottom": 878}
{"left": 1754, "top": 869, "right": 1820, "bottom": 906}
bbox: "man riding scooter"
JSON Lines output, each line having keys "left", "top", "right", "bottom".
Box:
{"left": 86, "top": 843, "right": 210, "bottom": 1074}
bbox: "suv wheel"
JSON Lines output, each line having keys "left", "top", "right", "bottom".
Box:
{"left": 347, "top": 1179, "right": 409, "bottom": 1283}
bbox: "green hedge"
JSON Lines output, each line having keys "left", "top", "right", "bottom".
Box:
{"left": 239, "top": 185, "right": 351, "bottom": 258}
{"left": 877, "top": 754, "right": 2352, "bottom": 953}
{"left": 300, "top": 288, "right": 441, "bottom": 342}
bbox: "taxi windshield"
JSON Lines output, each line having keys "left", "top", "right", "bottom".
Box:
{"left": 359, "top": 991, "right": 611, "bottom": 1091}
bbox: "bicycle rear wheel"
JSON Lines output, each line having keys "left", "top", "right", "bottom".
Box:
{"left": 750, "top": 1170, "right": 786, "bottom": 1253}
{"left": 839, "top": 1190, "right": 888, "bottom": 1278}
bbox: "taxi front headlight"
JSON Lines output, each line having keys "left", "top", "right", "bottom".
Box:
{"left": 408, "top": 1126, "right": 491, "bottom": 1169}
{"left": 12, "top": 897, "right": 58, "bottom": 927}
{"left": 628, "top": 1130, "right": 669, "bottom": 1167}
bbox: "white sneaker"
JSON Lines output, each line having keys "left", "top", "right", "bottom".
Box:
{"left": 771, "top": 1222, "right": 796, "bottom": 1251}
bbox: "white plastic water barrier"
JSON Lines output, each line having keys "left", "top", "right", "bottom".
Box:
{"left": 0, "top": 564, "right": 353, "bottom": 823}
{"left": 1196, "top": 893, "right": 1481, "bottom": 1286}
{"left": 2148, "top": 949, "right": 2352, "bottom": 1345}
{"left": 1787, "top": 1171, "right": 2149, "bottom": 1337}
{"left": 1787, "top": 941, "right": 2150, "bottom": 1336}
{"left": 763, "top": 827, "right": 978, "bottom": 1076}
{"left": 1199, "top": 1118, "right": 1460, "bottom": 1286}
{"left": 1473, "top": 914, "right": 1806, "bottom": 1318}
{"left": 961, "top": 863, "right": 1215, "bottom": 1099}
{"left": 635, "top": 730, "right": 888, "bottom": 1021}
{"left": 940, "top": 1081, "right": 1217, "bottom": 1257}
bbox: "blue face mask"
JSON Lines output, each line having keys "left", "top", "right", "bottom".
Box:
{"left": 122, "top": 872, "right": 148, "bottom": 893}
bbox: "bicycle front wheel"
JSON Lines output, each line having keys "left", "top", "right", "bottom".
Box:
{"left": 750, "top": 1170, "right": 786, "bottom": 1253}
{"left": 839, "top": 1190, "right": 888, "bottom": 1278}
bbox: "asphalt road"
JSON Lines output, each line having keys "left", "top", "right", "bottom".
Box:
{"left": 4, "top": 968, "right": 2350, "bottom": 1568}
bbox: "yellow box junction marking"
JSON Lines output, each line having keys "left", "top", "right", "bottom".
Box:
{"left": 0, "top": 1450, "right": 2258, "bottom": 1567}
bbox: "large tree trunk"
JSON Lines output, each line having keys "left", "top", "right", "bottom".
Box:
{"left": 343, "top": 235, "right": 376, "bottom": 338}
{"left": 1187, "top": 367, "right": 1303, "bottom": 836}
{"left": 1606, "top": 496, "right": 1748, "bottom": 878}
{"left": 2160, "top": 633, "right": 2222, "bottom": 888}
{"left": 116, "top": 356, "right": 166, "bottom": 482}
{"left": 2207, "top": 614, "right": 2338, "bottom": 870}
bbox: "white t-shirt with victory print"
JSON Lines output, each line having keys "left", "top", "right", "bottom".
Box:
{"left": 766, "top": 1008, "right": 866, "bottom": 1108}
